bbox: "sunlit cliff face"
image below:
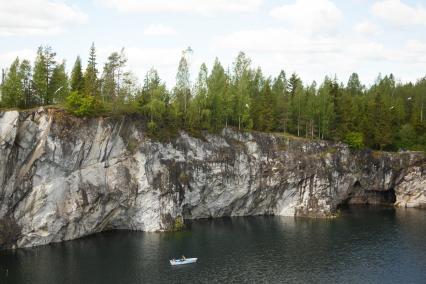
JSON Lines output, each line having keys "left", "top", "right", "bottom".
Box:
{"left": 0, "top": 108, "right": 424, "bottom": 249}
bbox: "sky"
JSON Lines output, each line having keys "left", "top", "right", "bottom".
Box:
{"left": 0, "top": 0, "right": 426, "bottom": 88}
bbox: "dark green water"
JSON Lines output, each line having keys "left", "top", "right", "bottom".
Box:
{"left": 1, "top": 207, "right": 426, "bottom": 283}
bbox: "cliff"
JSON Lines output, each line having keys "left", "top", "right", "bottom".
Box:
{"left": 0, "top": 108, "right": 425, "bottom": 249}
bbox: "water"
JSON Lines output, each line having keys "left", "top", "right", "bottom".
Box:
{"left": 1, "top": 207, "right": 426, "bottom": 283}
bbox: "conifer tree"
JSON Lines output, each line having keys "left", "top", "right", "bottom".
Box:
{"left": 258, "top": 79, "right": 274, "bottom": 131}
{"left": 190, "top": 63, "right": 209, "bottom": 129}
{"left": 1, "top": 58, "right": 23, "bottom": 108}
{"left": 232, "top": 52, "right": 252, "bottom": 130}
{"left": 140, "top": 69, "right": 166, "bottom": 125}
{"left": 33, "top": 46, "right": 55, "bottom": 105}
{"left": 84, "top": 43, "right": 99, "bottom": 97}
{"left": 70, "top": 56, "right": 84, "bottom": 93}
{"left": 207, "top": 58, "right": 227, "bottom": 130}
{"left": 19, "top": 60, "right": 32, "bottom": 108}
{"left": 174, "top": 47, "right": 192, "bottom": 126}
{"left": 49, "top": 61, "right": 69, "bottom": 103}
{"left": 101, "top": 49, "right": 127, "bottom": 103}
{"left": 272, "top": 70, "right": 288, "bottom": 132}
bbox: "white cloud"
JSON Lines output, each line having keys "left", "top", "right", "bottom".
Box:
{"left": 270, "top": 0, "right": 342, "bottom": 34}
{"left": 143, "top": 24, "right": 178, "bottom": 37}
{"left": 97, "top": 46, "right": 184, "bottom": 86}
{"left": 346, "top": 42, "right": 387, "bottom": 61}
{"left": 400, "top": 40, "right": 426, "bottom": 64}
{"left": 210, "top": 26, "right": 426, "bottom": 84}
{"left": 98, "top": 0, "right": 262, "bottom": 14}
{"left": 371, "top": 0, "right": 426, "bottom": 27}
{"left": 0, "top": 49, "right": 36, "bottom": 70}
{"left": 0, "top": 0, "right": 87, "bottom": 36}
{"left": 212, "top": 28, "right": 344, "bottom": 59}
{"left": 354, "top": 21, "right": 381, "bottom": 36}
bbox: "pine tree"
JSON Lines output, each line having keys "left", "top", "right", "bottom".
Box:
{"left": 258, "top": 79, "right": 274, "bottom": 131}
{"left": 190, "top": 63, "right": 209, "bottom": 129}
{"left": 174, "top": 47, "right": 192, "bottom": 126}
{"left": 303, "top": 81, "right": 317, "bottom": 138}
{"left": 49, "top": 61, "right": 69, "bottom": 103}
{"left": 272, "top": 70, "right": 288, "bottom": 132}
{"left": 287, "top": 74, "right": 303, "bottom": 136}
{"left": 101, "top": 49, "right": 127, "bottom": 103}
{"left": 19, "top": 60, "right": 32, "bottom": 108}
{"left": 84, "top": 43, "right": 99, "bottom": 97}
{"left": 207, "top": 58, "right": 227, "bottom": 130}
{"left": 317, "top": 77, "right": 335, "bottom": 139}
{"left": 137, "top": 68, "right": 168, "bottom": 130}
{"left": 232, "top": 52, "right": 252, "bottom": 130}
{"left": 249, "top": 67, "right": 264, "bottom": 130}
{"left": 1, "top": 58, "right": 23, "bottom": 108}
{"left": 347, "top": 73, "right": 363, "bottom": 96}
{"left": 288, "top": 73, "right": 300, "bottom": 97}
{"left": 33, "top": 47, "right": 49, "bottom": 105}
{"left": 373, "top": 92, "right": 393, "bottom": 149}
{"left": 330, "top": 78, "right": 345, "bottom": 140}
{"left": 70, "top": 56, "right": 84, "bottom": 93}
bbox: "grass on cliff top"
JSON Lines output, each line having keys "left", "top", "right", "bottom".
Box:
{"left": 3, "top": 106, "right": 425, "bottom": 154}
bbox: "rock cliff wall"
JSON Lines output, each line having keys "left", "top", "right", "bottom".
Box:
{"left": 0, "top": 108, "right": 424, "bottom": 248}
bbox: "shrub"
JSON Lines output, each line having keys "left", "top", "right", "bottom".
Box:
{"left": 147, "top": 121, "right": 158, "bottom": 133}
{"left": 344, "top": 132, "right": 364, "bottom": 150}
{"left": 65, "top": 91, "right": 102, "bottom": 117}
{"left": 174, "top": 216, "right": 185, "bottom": 231}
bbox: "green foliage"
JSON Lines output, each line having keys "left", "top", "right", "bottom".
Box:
{"left": 173, "top": 216, "right": 185, "bottom": 231}
{"left": 174, "top": 47, "right": 192, "bottom": 126}
{"left": 49, "top": 62, "right": 69, "bottom": 103}
{"left": 147, "top": 121, "right": 158, "bottom": 133}
{"left": 207, "top": 58, "right": 227, "bottom": 130}
{"left": 398, "top": 124, "right": 415, "bottom": 148}
{"left": 101, "top": 48, "right": 128, "bottom": 104}
{"left": 2, "top": 45, "right": 426, "bottom": 153}
{"left": 1, "top": 58, "right": 23, "bottom": 108}
{"left": 83, "top": 42, "right": 99, "bottom": 97}
{"left": 1, "top": 57, "right": 37, "bottom": 108}
{"left": 344, "top": 132, "right": 364, "bottom": 149}
{"left": 71, "top": 56, "right": 84, "bottom": 93}
{"left": 65, "top": 91, "right": 101, "bottom": 117}
{"left": 33, "top": 46, "right": 57, "bottom": 105}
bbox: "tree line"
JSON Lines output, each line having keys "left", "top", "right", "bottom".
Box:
{"left": 1, "top": 44, "right": 425, "bottom": 151}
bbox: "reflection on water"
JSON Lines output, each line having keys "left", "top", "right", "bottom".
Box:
{"left": 1, "top": 207, "right": 426, "bottom": 283}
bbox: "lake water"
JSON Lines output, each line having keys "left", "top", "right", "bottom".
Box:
{"left": 1, "top": 207, "right": 426, "bottom": 283}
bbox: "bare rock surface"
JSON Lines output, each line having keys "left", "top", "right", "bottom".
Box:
{"left": 0, "top": 108, "right": 424, "bottom": 248}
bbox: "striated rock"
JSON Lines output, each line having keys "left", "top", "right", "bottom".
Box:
{"left": 394, "top": 163, "right": 426, "bottom": 208}
{"left": 0, "top": 108, "right": 424, "bottom": 249}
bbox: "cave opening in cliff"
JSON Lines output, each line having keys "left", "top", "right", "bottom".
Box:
{"left": 337, "top": 182, "right": 397, "bottom": 210}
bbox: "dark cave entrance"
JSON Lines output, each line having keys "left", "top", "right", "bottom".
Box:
{"left": 337, "top": 181, "right": 396, "bottom": 210}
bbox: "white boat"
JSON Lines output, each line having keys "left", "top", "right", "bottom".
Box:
{"left": 170, "top": 258, "right": 198, "bottom": 266}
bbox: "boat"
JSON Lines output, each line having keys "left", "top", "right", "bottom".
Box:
{"left": 170, "top": 258, "right": 198, "bottom": 266}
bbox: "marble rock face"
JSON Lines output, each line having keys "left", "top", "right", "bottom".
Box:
{"left": 0, "top": 108, "right": 424, "bottom": 248}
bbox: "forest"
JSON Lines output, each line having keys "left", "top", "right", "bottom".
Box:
{"left": 1, "top": 44, "right": 425, "bottom": 151}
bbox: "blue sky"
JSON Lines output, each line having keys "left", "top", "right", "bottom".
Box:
{"left": 1, "top": 0, "right": 426, "bottom": 88}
